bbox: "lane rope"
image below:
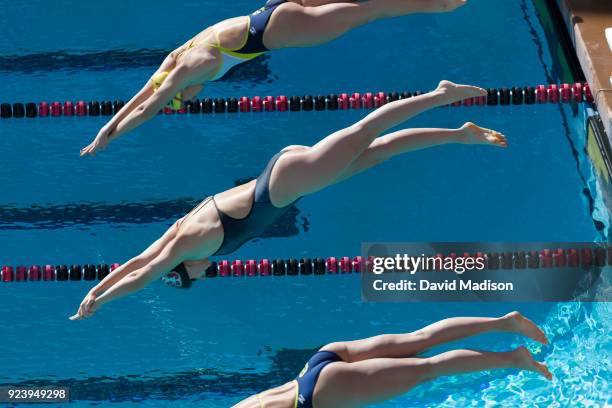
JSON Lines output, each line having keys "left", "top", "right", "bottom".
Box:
{"left": 1, "top": 245, "right": 609, "bottom": 282}
{"left": 0, "top": 83, "right": 594, "bottom": 119}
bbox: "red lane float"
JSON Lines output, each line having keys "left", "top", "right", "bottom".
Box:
{"left": 1, "top": 246, "right": 609, "bottom": 282}
{"left": 64, "top": 101, "right": 74, "bottom": 116}
{"left": 0, "top": 83, "right": 598, "bottom": 120}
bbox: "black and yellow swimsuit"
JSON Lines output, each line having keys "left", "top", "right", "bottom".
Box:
{"left": 207, "top": 0, "right": 288, "bottom": 81}
{"left": 255, "top": 351, "right": 343, "bottom": 408}
{"left": 152, "top": 0, "right": 287, "bottom": 109}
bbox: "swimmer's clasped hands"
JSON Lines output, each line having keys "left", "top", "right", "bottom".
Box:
{"left": 80, "top": 127, "right": 112, "bottom": 157}
{"left": 69, "top": 290, "right": 101, "bottom": 320}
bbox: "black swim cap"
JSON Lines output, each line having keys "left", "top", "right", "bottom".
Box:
{"left": 162, "top": 263, "right": 193, "bottom": 289}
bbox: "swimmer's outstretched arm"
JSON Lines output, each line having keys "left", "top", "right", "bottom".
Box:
{"left": 80, "top": 66, "right": 189, "bottom": 156}
{"left": 92, "top": 223, "right": 181, "bottom": 295}
{"left": 69, "top": 238, "right": 187, "bottom": 320}
{"left": 80, "top": 52, "right": 181, "bottom": 157}
{"left": 69, "top": 222, "right": 182, "bottom": 320}
{"left": 79, "top": 84, "right": 153, "bottom": 157}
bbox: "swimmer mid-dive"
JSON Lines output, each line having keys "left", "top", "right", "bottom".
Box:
{"left": 234, "top": 312, "right": 551, "bottom": 408}
{"left": 70, "top": 81, "right": 506, "bottom": 319}
{"left": 80, "top": 0, "right": 468, "bottom": 156}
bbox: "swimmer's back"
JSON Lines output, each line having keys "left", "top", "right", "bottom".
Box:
{"left": 179, "top": 16, "right": 251, "bottom": 58}
{"left": 233, "top": 381, "right": 298, "bottom": 408}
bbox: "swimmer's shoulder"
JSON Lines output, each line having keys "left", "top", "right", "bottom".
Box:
{"left": 231, "top": 381, "right": 298, "bottom": 408}
{"left": 231, "top": 394, "right": 261, "bottom": 408}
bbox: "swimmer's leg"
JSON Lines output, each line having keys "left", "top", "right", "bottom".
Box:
{"left": 265, "top": 0, "right": 467, "bottom": 49}
{"left": 332, "top": 122, "right": 506, "bottom": 183}
{"left": 319, "top": 312, "right": 548, "bottom": 363}
{"left": 269, "top": 81, "right": 486, "bottom": 206}
{"left": 313, "top": 347, "right": 551, "bottom": 408}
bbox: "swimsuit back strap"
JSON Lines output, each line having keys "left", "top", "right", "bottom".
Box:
{"left": 257, "top": 392, "right": 265, "bottom": 408}
{"left": 215, "top": 30, "right": 222, "bottom": 48}
{"left": 293, "top": 380, "right": 299, "bottom": 408}
{"left": 176, "top": 39, "right": 197, "bottom": 59}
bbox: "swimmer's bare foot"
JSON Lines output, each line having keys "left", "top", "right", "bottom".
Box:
{"left": 435, "top": 80, "right": 487, "bottom": 105}
{"left": 457, "top": 122, "right": 507, "bottom": 148}
{"left": 504, "top": 311, "right": 549, "bottom": 345}
{"left": 513, "top": 346, "right": 553, "bottom": 380}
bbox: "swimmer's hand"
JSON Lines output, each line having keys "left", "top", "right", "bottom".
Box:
{"left": 69, "top": 291, "right": 100, "bottom": 320}
{"left": 80, "top": 126, "right": 112, "bottom": 157}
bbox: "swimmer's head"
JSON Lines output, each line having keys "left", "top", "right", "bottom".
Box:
{"left": 162, "top": 263, "right": 192, "bottom": 289}
{"left": 162, "top": 259, "right": 211, "bottom": 289}
{"left": 151, "top": 71, "right": 184, "bottom": 111}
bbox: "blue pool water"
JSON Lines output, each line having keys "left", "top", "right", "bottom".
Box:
{"left": 0, "top": 0, "right": 610, "bottom": 407}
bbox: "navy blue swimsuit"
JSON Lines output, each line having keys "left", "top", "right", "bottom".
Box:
{"left": 166, "top": 151, "right": 294, "bottom": 286}
{"left": 296, "top": 351, "right": 343, "bottom": 408}
{"left": 234, "top": 0, "right": 288, "bottom": 55}
{"left": 212, "top": 151, "right": 293, "bottom": 256}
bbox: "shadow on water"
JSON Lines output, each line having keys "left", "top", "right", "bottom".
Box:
{"left": 0, "top": 348, "right": 316, "bottom": 403}
{"left": 0, "top": 49, "right": 276, "bottom": 86}
{"left": 0, "top": 178, "right": 308, "bottom": 238}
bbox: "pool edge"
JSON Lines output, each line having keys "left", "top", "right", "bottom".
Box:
{"left": 554, "top": 0, "right": 612, "bottom": 144}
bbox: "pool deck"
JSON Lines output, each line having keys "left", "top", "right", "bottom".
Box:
{"left": 557, "top": 0, "right": 612, "bottom": 139}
